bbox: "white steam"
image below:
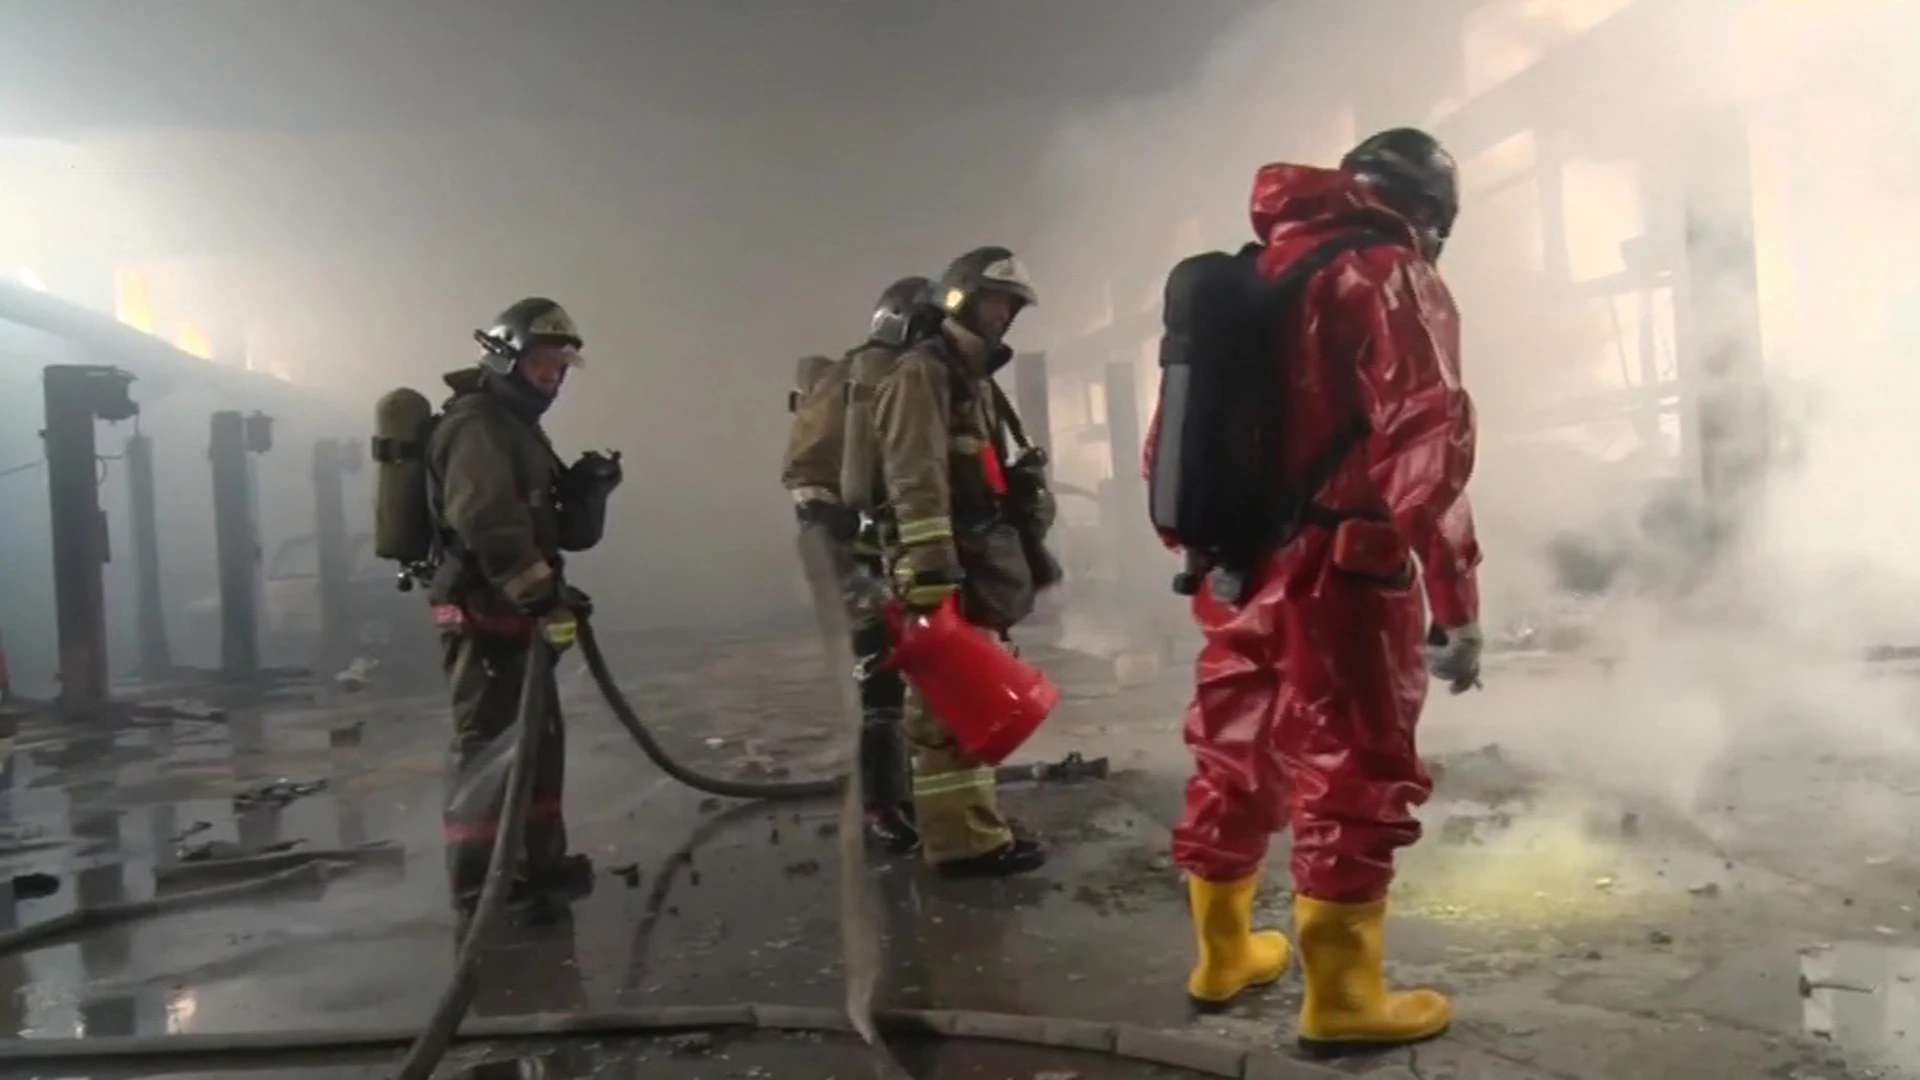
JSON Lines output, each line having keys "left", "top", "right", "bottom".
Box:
{"left": 1033, "top": 0, "right": 1920, "bottom": 823}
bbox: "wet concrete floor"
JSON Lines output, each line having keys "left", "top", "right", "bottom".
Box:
{"left": 0, "top": 624, "right": 1915, "bottom": 1079}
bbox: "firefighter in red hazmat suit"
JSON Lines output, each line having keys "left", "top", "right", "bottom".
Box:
{"left": 1146, "top": 128, "right": 1483, "bottom": 1056}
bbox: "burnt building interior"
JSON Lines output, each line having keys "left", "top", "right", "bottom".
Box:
{"left": 0, "top": 2, "right": 1914, "bottom": 1078}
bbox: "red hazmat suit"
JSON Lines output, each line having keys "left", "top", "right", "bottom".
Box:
{"left": 1145, "top": 163, "right": 1481, "bottom": 904}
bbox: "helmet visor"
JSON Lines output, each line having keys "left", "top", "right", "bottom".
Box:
{"left": 526, "top": 336, "right": 586, "bottom": 369}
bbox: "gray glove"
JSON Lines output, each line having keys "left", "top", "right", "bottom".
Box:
{"left": 1423, "top": 622, "right": 1483, "bottom": 695}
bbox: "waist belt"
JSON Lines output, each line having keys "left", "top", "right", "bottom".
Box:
{"left": 432, "top": 603, "right": 534, "bottom": 641}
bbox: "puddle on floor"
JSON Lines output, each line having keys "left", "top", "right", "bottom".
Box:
{"left": 1802, "top": 941, "right": 1920, "bottom": 1074}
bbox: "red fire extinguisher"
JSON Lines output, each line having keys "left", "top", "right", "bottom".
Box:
{"left": 884, "top": 596, "right": 1059, "bottom": 765}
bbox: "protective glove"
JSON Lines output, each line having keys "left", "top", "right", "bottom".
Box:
{"left": 520, "top": 582, "right": 587, "bottom": 649}
{"left": 1029, "top": 486, "right": 1057, "bottom": 535}
{"left": 539, "top": 608, "right": 579, "bottom": 650}
{"left": 568, "top": 450, "right": 624, "bottom": 493}
{"left": 892, "top": 541, "right": 963, "bottom": 613}
{"left": 1004, "top": 450, "right": 1057, "bottom": 534}
{"left": 796, "top": 499, "right": 860, "bottom": 545}
{"left": 1423, "top": 622, "right": 1484, "bottom": 695}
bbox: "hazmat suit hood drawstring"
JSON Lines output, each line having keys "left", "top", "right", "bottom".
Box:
{"left": 1248, "top": 164, "right": 1425, "bottom": 264}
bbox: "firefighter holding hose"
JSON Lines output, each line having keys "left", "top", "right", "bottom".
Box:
{"left": 781, "top": 277, "right": 949, "bottom": 855}
{"left": 422, "top": 297, "right": 622, "bottom": 908}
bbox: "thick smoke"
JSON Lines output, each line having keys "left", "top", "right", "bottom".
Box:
{"left": 1029, "top": 0, "right": 1920, "bottom": 819}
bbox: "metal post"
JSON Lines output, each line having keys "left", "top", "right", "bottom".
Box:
{"left": 210, "top": 410, "right": 273, "bottom": 682}
{"left": 124, "top": 432, "right": 171, "bottom": 678}
{"left": 42, "top": 365, "right": 138, "bottom": 716}
{"left": 1103, "top": 358, "right": 1143, "bottom": 582}
{"left": 1102, "top": 359, "right": 1141, "bottom": 495}
{"left": 1674, "top": 112, "right": 1768, "bottom": 552}
{"left": 1011, "top": 351, "right": 1053, "bottom": 458}
{"left": 311, "top": 438, "right": 355, "bottom": 673}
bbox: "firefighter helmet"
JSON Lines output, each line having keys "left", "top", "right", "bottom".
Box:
{"left": 475, "top": 297, "right": 585, "bottom": 376}
{"left": 935, "top": 246, "right": 1039, "bottom": 319}
{"left": 869, "top": 275, "right": 936, "bottom": 348}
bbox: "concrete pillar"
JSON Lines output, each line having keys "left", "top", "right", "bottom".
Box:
{"left": 1010, "top": 351, "right": 1053, "bottom": 458}
{"left": 1673, "top": 111, "right": 1769, "bottom": 546}
{"left": 42, "top": 365, "right": 137, "bottom": 715}
{"left": 210, "top": 410, "right": 273, "bottom": 681}
{"left": 312, "top": 438, "right": 356, "bottom": 673}
{"left": 124, "top": 432, "right": 171, "bottom": 678}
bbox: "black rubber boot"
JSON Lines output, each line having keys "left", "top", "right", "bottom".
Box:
{"left": 864, "top": 803, "right": 921, "bottom": 855}
{"left": 857, "top": 703, "right": 918, "bottom": 856}
{"left": 527, "top": 852, "right": 596, "bottom": 900}
{"left": 935, "top": 834, "right": 1047, "bottom": 879}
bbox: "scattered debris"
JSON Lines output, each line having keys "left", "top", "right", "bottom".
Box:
{"left": 232, "top": 777, "right": 328, "bottom": 811}
{"left": 333, "top": 656, "right": 379, "bottom": 693}
{"left": 611, "top": 863, "right": 643, "bottom": 889}
{"left": 783, "top": 859, "right": 821, "bottom": 878}
{"left": 129, "top": 699, "right": 226, "bottom": 723}
{"left": 1688, "top": 882, "right": 1721, "bottom": 899}
{"left": 661, "top": 1032, "right": 715, "bottom": 1056}
{"left": 697, "top": 797, "right": 723, "bottom": 813}
{"left": 10, "top": 872, "right": 58, "bottom": 900}
{"left": 1648, "top": 930, "right": 1673, "bottom": 946}
{"left": 170, "top": 820, "right": 214, "bottom": 845}
{"left": 0, "top": 824, "right": 63, "bottom": 857}
{"left": 1594, "top": 876, "right": 1617, "bottom": 891}
{"left": 1800, "top": 974, "right": 1875, "bottom": 997}
{"left": 178, "top": 838, "right": 303, "bottom": 863}
{"left": 815, "top": 821, "right": 837, "bottom": 838}
{"left": 1584, "top": 950, "right": 1604, "bottom": 961}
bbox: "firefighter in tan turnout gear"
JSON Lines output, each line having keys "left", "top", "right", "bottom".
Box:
{"left": 426, "top": 297, "right": 621, "bottom": 908}
{"left": 875, "top": 246, "right": 1054, "bottom": 877}
{"left": 780, "top": 278, "right": 941, "bottom": 854}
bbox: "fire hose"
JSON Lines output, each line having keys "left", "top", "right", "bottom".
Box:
{"left": 576, "top": 617, "right": 841, "bottom": 800}
{"left": 0, "top": 579, "right": 1314, "bottom": 1079}
{"left": 391, "top": 632, "right": 551, "bottom": 1079}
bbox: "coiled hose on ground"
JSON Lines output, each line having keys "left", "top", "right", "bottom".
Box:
{"left": 577, "top": 617, "right": 843, "bottom": 800}
{"left": 0, "top": 611, "right": 1326, "bottom": 1080}
{"left": 393, "top": 608, "right": 865, "bottom": 1078}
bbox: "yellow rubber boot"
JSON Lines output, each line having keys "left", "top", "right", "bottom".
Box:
{"left": 1293, "top": 895, "right": 1449, "bottom": 1057}
{"left": 1185, "top": 873, "right": 1290, "bottom": 1012}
